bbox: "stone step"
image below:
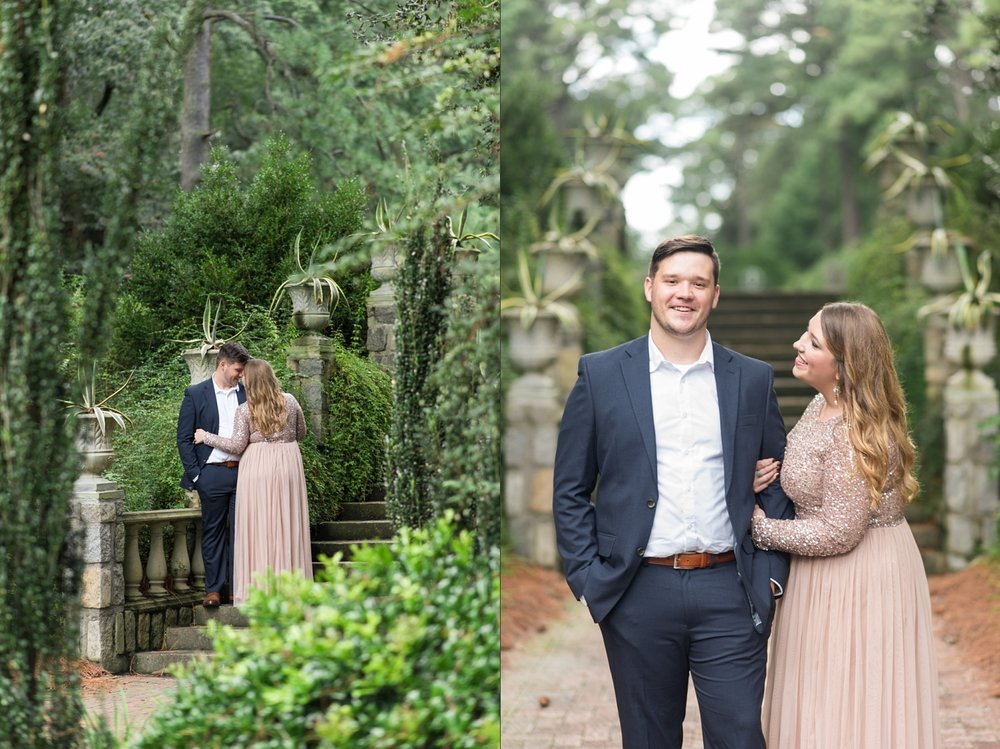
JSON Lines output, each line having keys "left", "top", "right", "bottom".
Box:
{"left": 311, "top": 518, "right": 394, "bottom": 541}
{"left": 193, "top": 604, "right": 249, "bottom": 627}
{"left": 336, "top": 500, "right": 388, "bottom": 521}
{"left": 311, "top": 537, "right": 391, "bottom": 562}
{"left": 132, "top": 649, "right": 212, "bottom": 675}
{"left": 163, "top": 625, "right": 213, "bottom": 651}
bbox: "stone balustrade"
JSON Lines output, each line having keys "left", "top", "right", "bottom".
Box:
{"left": 73, "top": 476, "right": 206, "bottom": 673}
{"left": 123, "top": 509, "right": 205, "bottom": 601}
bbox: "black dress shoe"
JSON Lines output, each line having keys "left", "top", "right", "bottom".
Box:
{"left": 203, "top": 591, "right": 221, "bottom": 608}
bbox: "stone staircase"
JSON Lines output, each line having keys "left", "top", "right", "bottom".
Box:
{"left": 711, "top": 292, "right": 839, "bottom": 429}
{"left": 310, "top": 493, "right": 395, "bottom": 572}
{"left": 130, "top": 497, "right": 395, "bottom": 673}
{"left": 711, "top": 292, "right": 946, "bottom": 574}
{"left": 131, "top": 604, "right": 247, "bottom": 674}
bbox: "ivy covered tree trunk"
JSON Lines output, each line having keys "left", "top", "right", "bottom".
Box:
{"left": 0, "top": 1, "right": 86, "bottom": 744}
{"left": 386, "top": 222, "right": 453, "bottom": 530}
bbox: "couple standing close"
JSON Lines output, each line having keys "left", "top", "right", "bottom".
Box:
{"left": 176, "top": 342, "right": 313, "bottom": 608}
{"left": 553, "top": 235, "right": 940, "bottom": 748}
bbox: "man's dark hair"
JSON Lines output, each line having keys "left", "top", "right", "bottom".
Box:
{"left": 217, "top": 341, "right": 250, "bottom": 365}
{"left": 648, "top": 235, "right": 721, "bottom": 284}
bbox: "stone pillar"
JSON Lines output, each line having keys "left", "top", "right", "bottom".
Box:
{"left": 366, "top": 245, "right": 399, "bottom": 371}
{"left": 286, "top": 334, "right": 336, "bottom": 445}
{"left": 72, "top": 475, "right": 128, "bottom": 673}
{"left": 943, "top": 365, "right": 999, "bottom": 569}
{"left": 504, "top": 311, "right": 566, "bottom": 568}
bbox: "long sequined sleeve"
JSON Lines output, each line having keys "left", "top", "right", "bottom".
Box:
{"left": 202, "top": 403, "right": 251, "bottom": 455}
{"left": 751, "top": 422, "right": 871, "bottom": 556}
{"left": 289, "top": 394, "right": 306, "bottom": 441}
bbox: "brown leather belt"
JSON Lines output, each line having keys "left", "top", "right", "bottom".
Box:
{"left": 211, "top": 460, "right": 240, "bottom": 469}
{"left": 645, "top": 551, "right": 736, "bottom": 569}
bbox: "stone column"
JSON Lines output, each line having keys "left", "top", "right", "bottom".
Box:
{"left": 286, "top": 334, "right": 337, "bottom": 445}
{"left": 504, "top": 311, "right": 566, "bottom": 568}
{"left": 72, "top": 475, "right": 128, "bottom": 673}
{"left": 366, "top": 245, "right": 399, "bottom": 371}
{"left": 942, "top": 326, "right": 999, "bottom": 569}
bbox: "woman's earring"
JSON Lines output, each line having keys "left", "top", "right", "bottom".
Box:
{"left": 833, "top": 382, "right": 841, "bottom": 405}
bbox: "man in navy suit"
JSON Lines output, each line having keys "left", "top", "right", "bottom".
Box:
{"left": 177, "top": 341, "right": 250, "bottom": 608}
{"left": 553, "top": 236, "right": 794, "bottom": 748}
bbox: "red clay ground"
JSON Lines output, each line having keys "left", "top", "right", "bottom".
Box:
{"left": 502, "top": 554, "right": 1000, "bottom": 695}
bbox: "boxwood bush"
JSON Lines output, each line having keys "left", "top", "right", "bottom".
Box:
{"left": 134, "top": 513, "right": 500, "bottom": 748}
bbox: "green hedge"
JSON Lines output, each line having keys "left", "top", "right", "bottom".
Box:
{"left": 134, "top": 514, "right": 500, "bottom": 748}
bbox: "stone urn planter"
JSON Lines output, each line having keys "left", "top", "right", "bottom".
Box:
{"left": 75, "top": 413, "right": 120, "bottom": 477}
{"left": 286, "top": 281, "right": 337, "bottom": 334}
{"left": 503, "top": 308, "right": 564, "bottom": 372}
{"left": 944, "top": 320, "right": 997, "bottom": 370}
{"left": 182, "top": 348, "right": 219, "bottom": 385}
{"left": 920, "top": 250, "right": 963, "bottom": 294}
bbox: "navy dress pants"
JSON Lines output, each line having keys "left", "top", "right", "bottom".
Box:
{"left": 196, "top": 464, "right": 238, "bottom": 596}
{"left": 598, "top": 561, "right": 768, "bottom": 749}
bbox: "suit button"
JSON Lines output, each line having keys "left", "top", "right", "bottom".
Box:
{"left": 636, "top": 547, "right": 645, "bottom": 557}
{"left": 647, "top": 499, "right": 656, "bottom": 508}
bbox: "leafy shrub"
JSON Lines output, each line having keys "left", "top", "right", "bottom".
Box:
{"left": 123, "top": 134, "right": 366, "bottom": 363}
{"left": 134, "top": 514, "right": 500, "bottom": 748}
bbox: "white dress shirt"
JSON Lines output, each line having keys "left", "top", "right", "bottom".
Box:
{"left": 207, "top": 381, "right": 242, "bottom": 464}
{"left": 644, "top": 332, "right": 735, "bottom": 556}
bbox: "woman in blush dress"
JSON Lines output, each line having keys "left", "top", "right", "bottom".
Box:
{"left": 195, "top": 358, "right": 313, "bottom": 605}
{"left": 750, "top": 302, "right": 940, "bottom": 748}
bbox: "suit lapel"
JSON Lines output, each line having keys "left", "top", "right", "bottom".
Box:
{"left": 201, "top": 379, "right": 221, "bottom": 434}
{"left": 713, "top": 343, "right": 739, "bottom": 496}
{"left": 621, "top": 336, "right": 657, "bottom": 481}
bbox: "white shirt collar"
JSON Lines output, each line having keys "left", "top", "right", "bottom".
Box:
{"left": 213, "top": 379, "right": 241, "bottom": 396}
{"left": 648, "top": 331, "right": 715, "bottom": 373}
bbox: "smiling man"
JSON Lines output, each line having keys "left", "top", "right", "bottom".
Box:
{"left": 552, "top": 235, "right": 795, "bottom": 749}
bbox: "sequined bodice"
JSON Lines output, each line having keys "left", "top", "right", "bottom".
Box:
{"left": 203, "top": 393, "right": 306, "bottom": 455}
{"left": 752, "top": 395, "right": 905, "bottom": 557}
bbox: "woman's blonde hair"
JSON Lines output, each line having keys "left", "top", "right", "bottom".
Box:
{"left": 820, "top": 302, "right": 919, "bottom": 508}
{"left": 243, "top": 358, "right": 287, "bottom": 437}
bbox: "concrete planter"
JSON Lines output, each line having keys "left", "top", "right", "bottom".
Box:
{"left": 182, "top": 348, "right": 219, "bottom": 385}
{"left": 505, "top": 309, "right": 561, "bottom": 372}
{"left": 287, "top": 282, "right": 336, "bottom": 334}
{"left": 75, "top": 413, "right": 118, "bottom": 477}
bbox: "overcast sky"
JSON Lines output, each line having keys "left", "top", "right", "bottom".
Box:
{"left": 621, "top": 0, "right": 740, "bottom": 248}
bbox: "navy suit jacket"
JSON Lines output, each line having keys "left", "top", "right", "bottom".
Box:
{"left": 552, "top": 335, "right": 794, "bottom": 634}
{"left": 176, "top": 377, "right": 246, "bottom": 490}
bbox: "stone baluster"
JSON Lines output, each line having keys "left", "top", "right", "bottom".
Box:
{"left": 123, "top": 522, "right": 144, "bottom": 602}
{"left": 145, "top": 520, "right": 168, "bottom": 596}
{"left": 192, "top": 522, "right": 206, "bottom": 590}
{"left": 170, "top": 519, "right": 192, "bottom": 591}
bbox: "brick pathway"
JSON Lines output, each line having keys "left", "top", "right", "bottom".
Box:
{"left": 501, "top": 591, "right": 1000, "bottom": 748}
{"left": 82, "top": 674, "right": 177, "bottom": 740}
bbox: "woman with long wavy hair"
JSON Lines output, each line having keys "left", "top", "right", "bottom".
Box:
{"left": 750, "top": 302, "right": 940, "bottom": 747}
{"left": 195, "top": 358, "right": 313, "bottom": 604}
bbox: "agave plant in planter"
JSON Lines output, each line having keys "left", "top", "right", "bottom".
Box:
{"left": 62, "top": 366, "right": 133, "bottom": 477}
{"left": 175, "top": 295, "right": 249, "bottom": 384}
{"left": 446, "top": 204, "right": 499, "bottom": 263}
{"left": 501, "top": 251, "right": 581, "bottom": 372}
{"left": 270, "top": 229, "right": 346, "bottom": 334}
{"left": 920, "top": 246, "right": 1000, "bottom": 369}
